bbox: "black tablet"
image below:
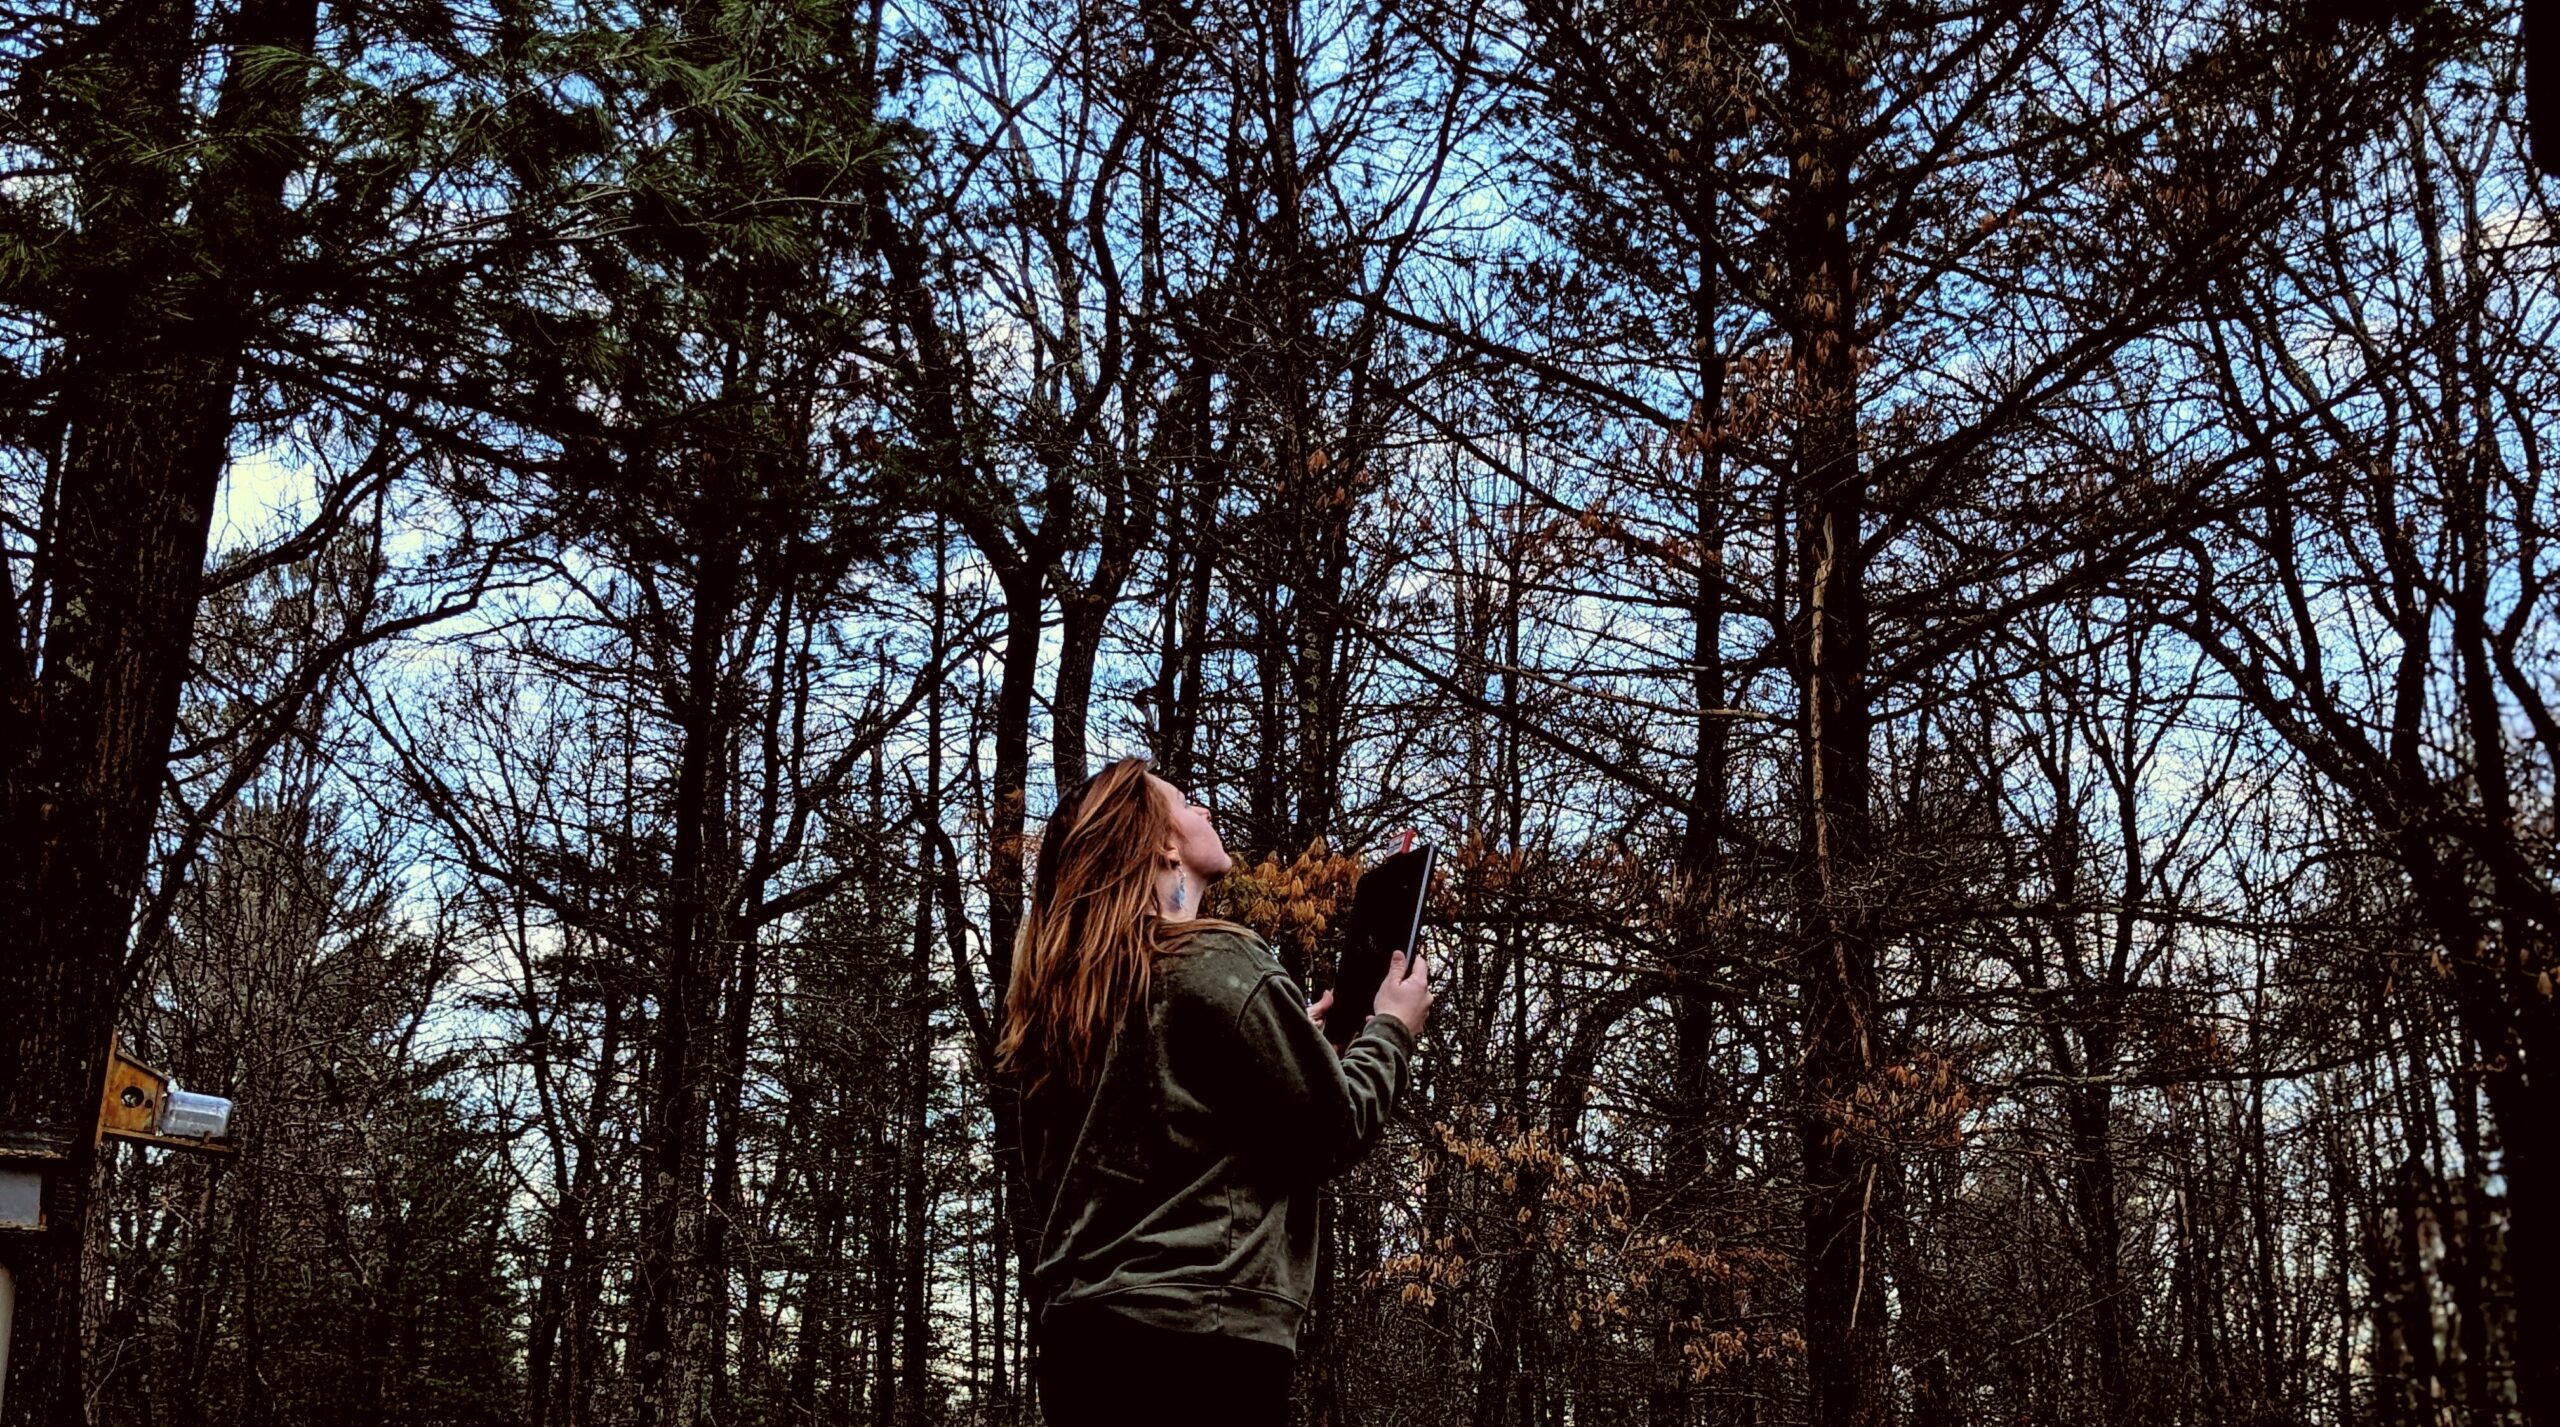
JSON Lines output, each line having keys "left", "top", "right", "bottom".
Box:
{"left": 1323, "top": 840, "right": 1435, "bottom": 1047}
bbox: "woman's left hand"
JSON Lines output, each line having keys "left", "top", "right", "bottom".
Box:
{"left": 1306, "top": 990, "right": 1338, "bottom": 1052}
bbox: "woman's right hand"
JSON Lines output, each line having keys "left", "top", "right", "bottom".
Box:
{"left": 1373, "top": 945, "right": 1434, "bottom": 1038}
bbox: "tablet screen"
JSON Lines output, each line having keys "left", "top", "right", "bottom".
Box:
{"left": 1324, "top": 842, "right": 1435, "bottom": 1046}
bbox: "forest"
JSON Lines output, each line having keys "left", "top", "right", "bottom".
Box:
{"left": 0, "top": 0, "right": 2552, "bottom": 1421}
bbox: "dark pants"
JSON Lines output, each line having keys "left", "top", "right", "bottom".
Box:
{"left": 1033, "top": 1305, "right": 1295, "bottom": 1426}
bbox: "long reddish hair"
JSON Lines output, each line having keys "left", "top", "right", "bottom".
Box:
{"left": 999, "top": 757, "right": 1234, "bottom": 1095}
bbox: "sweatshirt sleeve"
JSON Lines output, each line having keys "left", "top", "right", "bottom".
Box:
{"left": 1224, "top": 968, "right": 1418, "bottom": 1181}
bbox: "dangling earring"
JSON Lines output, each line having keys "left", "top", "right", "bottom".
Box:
{"left": 1170, "top": 872, "right": 1186, "bottom": 912}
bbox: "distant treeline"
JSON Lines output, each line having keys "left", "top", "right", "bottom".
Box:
{"left": 0, "top": 0, "right": 2550, "bottom": 1423}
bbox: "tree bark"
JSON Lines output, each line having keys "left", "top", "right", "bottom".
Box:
{"left": 1784, "top": 0, "right": 1888, "bottom": 1417}
{"left": 632, "top": 497, "right": 741, "bottom": 1427}
{"left": 982, "top": 569, "right": 1046, "bottom": 1280}
{"left": 900, "top": 821, "right": 935, "bottom": 1425}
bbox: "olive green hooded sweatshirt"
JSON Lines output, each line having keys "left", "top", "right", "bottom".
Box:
{"left": 1022, "top": 923, "right": 1417, "bottom": 1351}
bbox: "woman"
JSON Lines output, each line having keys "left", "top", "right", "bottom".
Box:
{"left": 1000, "top": 756, "right": 1433, "bottom": 1426}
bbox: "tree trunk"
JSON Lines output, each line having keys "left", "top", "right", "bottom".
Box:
{"left": 702, "top": 917, "right": 763, "bottom": 1424}
{"left": 2066, "top": 1076, "right": 2134, "bottom": 1424}
{"left": 1656, "top": 223, "right": 1734, "bottom": 1427}
{"left": 2477, "top": 1016, "right": 2557, "bottom": 1425}
{"left": 559, "top": 984, "right": 625, "bottom": 1427}
{"left": 0, "top": 0, "right": 316, "bottom": 1416}
{"left": 632, "top": 503, "right": 741, "bottom": 1427}
{"left": 1161, "top": 465, "right": 1220, "bottom": 788}
{"left": 790, "top": 1163, "right": 843, "bottom": 1419}
{"left": 900, "top": 824, "right": 935, "bottom": 1425}
{"left": 870, "top": 1101, "right": 898, "bottom": 1427}
{"left": 527, "top": 1197, "right": 572, "bottom": 1427}
{"left": 1053, "top": 592, "right": 1099, "bottom": 794}
{"left": 1784, "top": 0, "right": 1888, "bottom": 1417}
{"left": 983, "top": 569, "right": 1045, "bottom": 1284}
